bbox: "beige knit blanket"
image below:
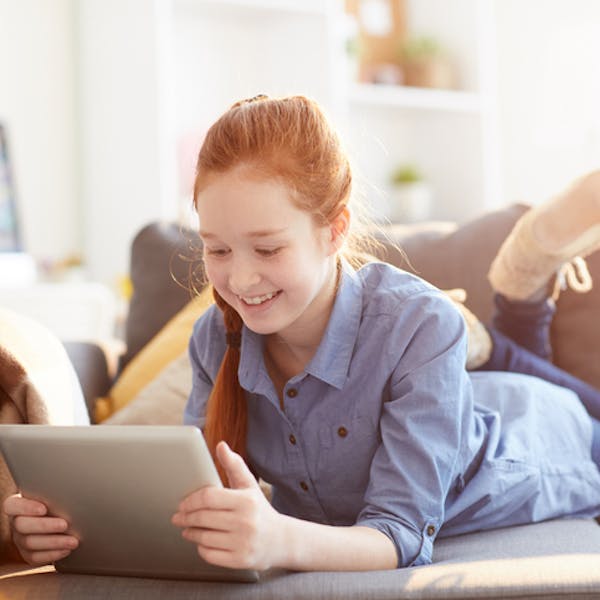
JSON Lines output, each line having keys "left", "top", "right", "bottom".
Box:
{"left": 0, "top": 308, "right": 85, "bottom": 562}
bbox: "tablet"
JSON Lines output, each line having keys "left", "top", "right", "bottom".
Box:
{"left": 0, "top": 424, "right": 259, "bottom": 582}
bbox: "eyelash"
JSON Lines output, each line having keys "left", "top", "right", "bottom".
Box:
{"left": 255, "top": 247, "right": 282, "bottom": 257}
{"left": 205, "top": 248, "right": 229, "bottom": 258}
{"left": 204, "top": 247, "right": 282, "bottom": 258}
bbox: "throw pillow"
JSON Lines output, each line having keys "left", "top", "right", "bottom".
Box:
{"left": 102, "top": 351, "right": 191, "bottom": 425}
{"left": 551, "top": 248, "right": 600, "bottom": 390}
{"left": 95, "top": 285, "right": 213, "bottom": 422}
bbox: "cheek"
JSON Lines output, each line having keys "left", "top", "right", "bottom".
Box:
{"left": 204, "top": 260, "right": 226, "bottom": 288}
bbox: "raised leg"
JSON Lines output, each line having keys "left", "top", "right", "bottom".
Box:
{"left": 488, "top": 170, "right": 600, "bottom": 301}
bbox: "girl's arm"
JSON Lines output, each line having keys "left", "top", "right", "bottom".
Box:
{"left": 279, "top": 517, "right": 397, "bottom": 571}
{"left": 172, "top": 441, "right": 397, "bottom": 571}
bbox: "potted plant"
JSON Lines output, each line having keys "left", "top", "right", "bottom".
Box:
{"left": 399, "top": 35, "right": 455, "bottom": 89}
{"left": 388, "top": 163, "right": 433, "bottom": 223}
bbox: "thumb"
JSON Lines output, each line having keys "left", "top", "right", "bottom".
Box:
{"left": 216, "top": 441, "right": 258, "bottom": 490}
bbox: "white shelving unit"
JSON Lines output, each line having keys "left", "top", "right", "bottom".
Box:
{"left": 349, "top": 84, "right": 483, "bottom": 113}
{"left": 340, "top": 0, "right": 500, "bottom": 223}
{"left": 77, "top": 0, "right": 501, "bottom": 282}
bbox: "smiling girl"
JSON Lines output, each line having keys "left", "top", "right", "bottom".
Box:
{"left": 5, "top": 95, "right": 600, "bottom": 572}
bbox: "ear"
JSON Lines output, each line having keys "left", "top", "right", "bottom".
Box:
{"left": 328, "top": 206, "right": 350, "bottom": 254}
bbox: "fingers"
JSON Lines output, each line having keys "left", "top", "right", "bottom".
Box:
{"left": 182, "top": 526, "right": 260, "bottom": 571}
{"left": 182, "top": 527, "right": 235, "bottom": 552}
{"left": 172, "top": 508, "right": 236, "bottom": 531}
{"left": 3, "top": 494, "right": 78, "bottom": 566}
{"left": 196, "top": 547, "right": 241, "bottom": 570}
{"left": 20, "top": 548, "right": 75, "bottom": 566}
{"left": 178, "top": 485, "right": 243, "bottom": 513}
{"left": 11, "top": 526, "right": 79, "bottom": 567}
{"left": 12, "top": 515, "right": 69, "bottom": 535}
{"left": 3, "top": 494, "right": 47, "bottom": 518}
{"left": 13, "top": 532, "right": 78, "bottom": 553}
{"left": 216, "top": 442, "right": 258, "bottom": 490}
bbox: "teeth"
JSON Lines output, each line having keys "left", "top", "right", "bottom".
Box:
{"left": 241, "top": 292, "right": 277, "bottom": 305}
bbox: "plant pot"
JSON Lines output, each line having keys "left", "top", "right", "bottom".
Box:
{"left": 402, "top": 57, "right": 454, "bottom": 89}
{"left": 389, "top": 181, "right": 433, "bottom": 223}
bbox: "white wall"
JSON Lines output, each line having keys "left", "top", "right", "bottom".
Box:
{"left": 78, "top": 0, "right": 178, "bottom": 285}
{"left": 3, "top": 0, "right": 600, "bottom": 287}
{"left": 0, "top": 0, "right": 79, "bottom": 264}
{"left": 496, "top": 0, "right": 600, "bottom": 206}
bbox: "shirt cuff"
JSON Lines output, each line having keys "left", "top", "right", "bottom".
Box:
{"left": 357, "top": 516, "right": 440, "bottom": 568}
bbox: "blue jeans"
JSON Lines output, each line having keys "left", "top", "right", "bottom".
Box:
{"left": 475, "top": 294, "right": 600, "bottom": 467}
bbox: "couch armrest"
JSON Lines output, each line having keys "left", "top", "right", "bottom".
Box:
{"left": 63, "top": 341, "right": 112, "bottom": 423}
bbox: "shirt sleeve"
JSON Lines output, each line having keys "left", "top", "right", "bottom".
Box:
{"left": 356, "top": 290, "right": 474, "bottom": 567}
{"left": 182, "top": 306, "right": 225, "bottom": 427}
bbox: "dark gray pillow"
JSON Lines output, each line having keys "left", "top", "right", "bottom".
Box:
{"left": 122, "top": 222, "right": 205, "bottom": 370}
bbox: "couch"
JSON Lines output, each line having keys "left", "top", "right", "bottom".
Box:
{"left": 1, "top": 204, "right": 600, "bottom": 599}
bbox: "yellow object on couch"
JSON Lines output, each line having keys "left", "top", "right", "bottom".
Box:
{"left": 94, "top": 286, "right": 214, "bottom": 422}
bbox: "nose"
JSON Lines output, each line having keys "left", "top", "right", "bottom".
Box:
{"left": 228, "top": 255, "right": 261, "bottom": 293}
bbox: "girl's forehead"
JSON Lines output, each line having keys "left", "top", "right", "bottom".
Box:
{"left": 197, "top": 177, "right": 320, "bottom": 238}
{"left": 198, "top": 173, "right": 308, "bottom": 220}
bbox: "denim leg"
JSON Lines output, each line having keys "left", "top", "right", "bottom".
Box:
{"left": 477, "top": 328, "right": 600, "bottom": 420}
{"left": 492, "top": 293, "right": 555, "bottom": 360}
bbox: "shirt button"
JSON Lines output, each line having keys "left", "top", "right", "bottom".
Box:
{"left": 289, "top": 434, "right": 297, "bottom": 445}
{"left": 426, "top": 525, "right": 436, "bottom": 536}
{"left": 299, "top": 481, "right": 309, "bottom": 491}
{"left": 286, "top": 388, "right": 298, "bottom": 398}
{"left": 337, "top": 426, "right": 348, "bottom": 438}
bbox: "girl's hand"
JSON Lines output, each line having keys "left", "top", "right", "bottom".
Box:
{"left": 3, "top": 494, "right": 79, "bottom": 566}
{"left": 172, "top": 441, "right": 286, "bottom": 571}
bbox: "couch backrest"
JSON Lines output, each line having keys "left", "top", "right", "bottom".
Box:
{"left": 124, "top": 205, "right": 600, "bottom": 390}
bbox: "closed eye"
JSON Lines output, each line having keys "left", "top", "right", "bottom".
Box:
{"left": 205, "top": 248, "right": 230, "bottom": 258}
{"left": 255, "top": 247, "right": 282, "bottom": 257}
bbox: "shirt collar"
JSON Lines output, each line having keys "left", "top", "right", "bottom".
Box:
{"left": 237, "top": 257, "right": 364, "bottom": 392}
{"left": 238, "top": 326, "right": 267, "bottom": 394}
{"left": 304, "top": 258, "right": 363, "bottom": 389}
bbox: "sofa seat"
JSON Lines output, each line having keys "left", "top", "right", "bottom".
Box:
{"left": 1, "top": 519, "right": 599, "bottom": 599}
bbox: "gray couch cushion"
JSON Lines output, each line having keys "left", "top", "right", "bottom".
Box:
{"left": 2, "top": 519, "right": 599, "bottom": 599}
{"left": 123, "top": 222, "right": 205, "bottom": 370}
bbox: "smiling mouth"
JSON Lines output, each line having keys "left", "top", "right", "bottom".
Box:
{"left": 239, "top": 291, "right": 281, "bottom": 306}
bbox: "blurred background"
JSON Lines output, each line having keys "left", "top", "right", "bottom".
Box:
{"left": 1, "top": 0, "right": 599, "bottom": 342}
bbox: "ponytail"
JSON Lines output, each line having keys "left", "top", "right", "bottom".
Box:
{"left": 203, "top": 288, "right": 247, "bottom": 485}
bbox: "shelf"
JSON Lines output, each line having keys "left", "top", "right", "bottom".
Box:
{"left": 173, "top": 0, "right": 328, "bottom": 17}
{"left": 348, "top": 83, "right": 483, "bottom": 114}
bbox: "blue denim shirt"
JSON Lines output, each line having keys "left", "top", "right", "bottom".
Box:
{"left": 184, "top": 260, "right": 600, "bottom": 567}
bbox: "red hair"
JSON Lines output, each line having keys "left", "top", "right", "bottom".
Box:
{"left": 193, "top": 96, "right": 354, "bottom": 482}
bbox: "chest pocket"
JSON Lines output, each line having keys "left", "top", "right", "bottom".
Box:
{"left": 316, "top": 415, "right": 380, "bottom": 492}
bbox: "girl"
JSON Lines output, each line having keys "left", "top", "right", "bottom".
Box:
{"left": 5, "top": 96, "right": 600, "bottom": 571}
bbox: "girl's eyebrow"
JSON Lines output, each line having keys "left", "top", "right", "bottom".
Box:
{"left": 199, "top": 228, "right": 287, "bottom": 239}
{"left": 246, "top": 228, "right": 287, "bottom": 238}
